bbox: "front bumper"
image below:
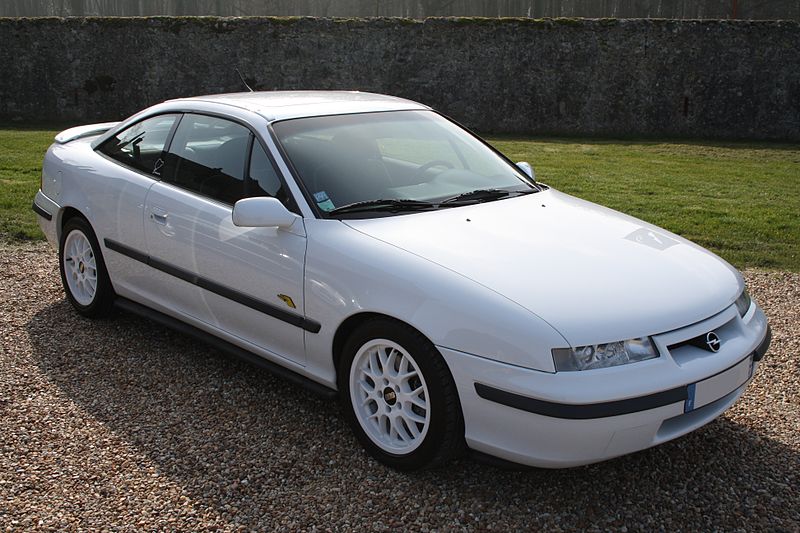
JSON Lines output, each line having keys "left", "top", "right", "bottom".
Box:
{"left": 440, "top": 304, "right": 770, "bottom": 468}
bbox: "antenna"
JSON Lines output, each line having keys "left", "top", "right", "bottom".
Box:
{"left": 235, "top": 68, "right": 254, "bottom": 92}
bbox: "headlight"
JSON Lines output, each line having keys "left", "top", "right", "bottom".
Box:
{"left": 735, "top": 289, "right": 752, "bottom": 317}
{"left": 552, "top": 337, "right": 659, "bottom": 372}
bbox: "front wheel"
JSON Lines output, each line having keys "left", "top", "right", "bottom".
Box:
{"left": 338, "top": 319, "right": 464, "bottom": 470}
{"left": 59, "top": 217, "right": 115, "bottom": 318}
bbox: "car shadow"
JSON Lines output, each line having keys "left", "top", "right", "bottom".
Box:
{"left": 27, "top": 301, "right": 799, "bottom": 531}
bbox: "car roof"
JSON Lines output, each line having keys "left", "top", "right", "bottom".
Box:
{"left": 170, "top": 91, "right": 429, "bottom": 122}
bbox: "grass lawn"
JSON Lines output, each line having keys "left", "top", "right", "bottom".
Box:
{"left": 0, "top": 126, "right": 60, "bottom": 240}
{"left": 1, "top": 125, "right": 798, "bottom": 271}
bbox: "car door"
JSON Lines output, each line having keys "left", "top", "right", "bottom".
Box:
{"left": 143, "top": 113, "right": 307, "bottom": 365}
{"left": 94, "top": 113, "right": 180, "bottom": 298}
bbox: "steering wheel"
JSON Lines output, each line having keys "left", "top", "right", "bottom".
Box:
{"left": 415, "top": 160, "right": 454, "bottom": 180}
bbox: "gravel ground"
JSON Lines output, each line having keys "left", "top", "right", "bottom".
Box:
{"left": 1, "top": 241, "right": 798, "bottom": 532}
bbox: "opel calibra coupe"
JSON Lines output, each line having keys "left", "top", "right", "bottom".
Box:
{"left": 33, "top": 91, "right": 771, "bottom": 470}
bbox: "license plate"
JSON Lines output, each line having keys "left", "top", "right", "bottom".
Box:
{"left": 684, "top": 356, "right": 753, "bottom": 413}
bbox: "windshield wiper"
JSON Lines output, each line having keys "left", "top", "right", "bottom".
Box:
{"left": 328, "top": 189, "right": 536, "bottom": 215}
{"left": 327, "top": 198, "right": 436, "bottom": 215}
{"left": 439, "top": 188, "right": 534, "bottom": 205}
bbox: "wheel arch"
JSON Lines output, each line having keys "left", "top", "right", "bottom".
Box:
{"left": 332, "top": 312, "right": 434, "bottom": 376}
{"left": 57, "top": 206, "right": 88, "bottom": 242}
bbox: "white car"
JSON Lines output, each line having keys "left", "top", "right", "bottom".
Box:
{"left": 33, "top": 91, "right": 771, "bottom": 470}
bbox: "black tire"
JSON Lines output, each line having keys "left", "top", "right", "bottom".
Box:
{"left": 338, "top": 318, "right": 464, "bottom": 470}
{"left": 58, "top": 217, "right": 115, "bottom": 318}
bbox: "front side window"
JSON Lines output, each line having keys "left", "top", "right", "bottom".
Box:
{"left": 98, "top": 114, "right": 178, "bottom": 176}
{"left": 273, "top": 110, "right": 535, "bottom": 217}
{"left": 163, "top": 114, "right": 251, "bottom": 205}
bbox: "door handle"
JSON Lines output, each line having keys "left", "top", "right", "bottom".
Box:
{"left": 150, "top": 208, "right": 168, "bottom": 225}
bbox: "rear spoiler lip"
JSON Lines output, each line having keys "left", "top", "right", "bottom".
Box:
{"left": 54, "top": 122, "right": 119, "bottom": 144}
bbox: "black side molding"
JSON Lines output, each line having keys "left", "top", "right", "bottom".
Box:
{"left": 114, "top": 297, "right": 337, "bottom": 400}
{"left": 104, "top": 238, "right": 321, "bottom": 334}
{"left": 32, "top": 202, "right": 53, "bottom": 221}
{"left": 753, "top": 324, "right": 771, "bottom": 362}
{"left": 475, "top": 383, "right": 688, "bottom": 420}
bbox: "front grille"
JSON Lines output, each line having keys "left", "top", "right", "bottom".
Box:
{"left": 665, "top": 315, "right": 739, "bottom": 367}
{"left": 669, "top": 331, "right": 720, "bottom": 353}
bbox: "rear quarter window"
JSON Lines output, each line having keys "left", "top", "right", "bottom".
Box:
{"left": 97, "top": 114, "right": 179, "bottom": 176}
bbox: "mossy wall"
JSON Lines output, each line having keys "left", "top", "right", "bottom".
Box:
{"left": 1, "top": 17, "right": 799, "bottom": 140}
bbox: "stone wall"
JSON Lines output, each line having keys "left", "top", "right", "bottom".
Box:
{"left": 3, "top": 1, "right": 800, "bottom": 20}
{"left": 1, "top": 17, "right": 799, "bottom": 140}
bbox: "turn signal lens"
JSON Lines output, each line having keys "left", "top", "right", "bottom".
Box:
{"left": 735, "top": 290, "right": 752, "bottom": 317}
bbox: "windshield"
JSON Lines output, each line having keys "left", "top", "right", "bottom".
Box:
{"left": 272, "top": 110, "right": 536, "bottom": 216}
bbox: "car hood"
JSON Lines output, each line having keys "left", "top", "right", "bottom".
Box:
{"left": 343, "top": 189, "right": 743, "bottom": 347}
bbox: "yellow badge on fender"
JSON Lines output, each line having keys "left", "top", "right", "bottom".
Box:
{"left": 278, "top": 294, "right": 296, "bottom": 309}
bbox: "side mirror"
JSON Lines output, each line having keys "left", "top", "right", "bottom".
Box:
{"left": 516, "top": 161, "right": 535, "bottom": 181}
{"left": 232, "top": 197, "right": 299, "bottom": 228}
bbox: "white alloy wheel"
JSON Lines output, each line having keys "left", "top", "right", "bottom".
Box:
{"left": 63, "top": 229, "right": 98, "bottom": 306}
{"left": 349, "top": 339, "right": 431, "bottom": 455}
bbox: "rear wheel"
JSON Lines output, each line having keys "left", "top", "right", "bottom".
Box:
{"left": 338, "top": 319, "right": 464, "bottom": 470}
{"left": 59, "top": 217, "right": 114, "bottom": 318}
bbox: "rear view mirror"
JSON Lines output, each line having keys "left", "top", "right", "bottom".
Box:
{"left": 232, "top": 197, "right": 299, "bottom": 228}
{"left": 516, "top": 161, "right": 535, "bottom": 181}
